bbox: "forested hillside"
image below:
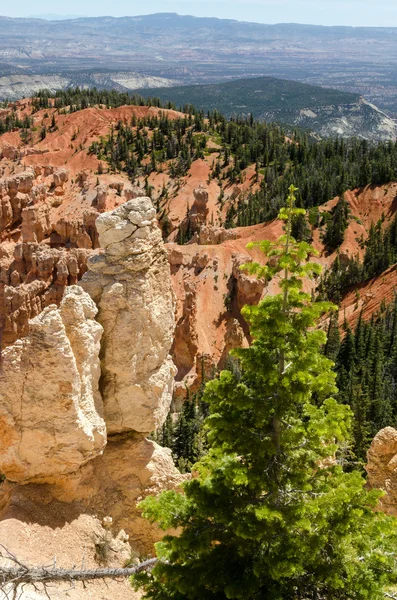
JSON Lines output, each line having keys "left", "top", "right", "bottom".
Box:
{"left": 138, "top": 76, "right": 397, "bottom": 141}
{"left": 3, "top": 87, "right": 397, "bottom": 467}
{"left": 4, "top": 86, "right": 397, "bottom": 598}
{"left": 138, "top": 76, "right": 360, "bottom": 119}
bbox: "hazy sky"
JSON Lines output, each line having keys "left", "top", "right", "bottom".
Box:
{"left": 2, "top": 0, "right": 397, "bottom": 27}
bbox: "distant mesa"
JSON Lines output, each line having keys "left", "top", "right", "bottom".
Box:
{"left": 27, "top": 13, "right": 87, "bottom": 20}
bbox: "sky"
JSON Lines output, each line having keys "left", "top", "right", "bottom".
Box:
{"left": 2, "top": 0, "right": 397, "bottom": 27}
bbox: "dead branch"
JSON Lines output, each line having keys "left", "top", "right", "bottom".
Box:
{"left": 0, "top": 545, "right": 156, "bottom": 594}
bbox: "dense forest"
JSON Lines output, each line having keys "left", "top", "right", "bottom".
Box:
{"left": 3, "top": 88, "right": 397, "bottom": 228}
{"left": 135, "top": 192, "right": 397, "bottom": 600}
{"left": 160, "top": 295, "right": 397, "bottom": 469}
{"left": 137, "top": 76, "right": 360, "bottom": 121}
{"left": 325, "top": 300, "right": 397, "bottom": 461}
{"left": 83, "top": 98, "right": 397, "bottom": 226}
{"left": 317, "top": 205, "right": 397, "bottom": 302}
{"left": 3, "top": 88, "right": 397, "bottom": 597}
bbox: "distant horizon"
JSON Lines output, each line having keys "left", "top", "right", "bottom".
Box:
{"left": 3, "top": 0, "right": 397, "bottom": 28}
{"left": 3, "top": 11, "right": 397, "bottom": 29}
{"left": 26, "top": 13, "right": 86, "bottom": 20}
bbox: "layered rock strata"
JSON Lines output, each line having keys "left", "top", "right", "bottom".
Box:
{"left": 0, "top": 156, "right": 147, "bottom": 352}
{"left": 0, "top": 243, "right": 91, "bottom": 347}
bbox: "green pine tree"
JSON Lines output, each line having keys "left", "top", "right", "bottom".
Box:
{"left": 323, "top": 194, "right": 351, "bottom": 252}
{"left": 133, "top": 186, "right": 397, "bottom": 600}
{"left": 324, "top": 311, "right": 340, "bottom": 362}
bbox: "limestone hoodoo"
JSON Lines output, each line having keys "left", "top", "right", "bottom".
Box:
{"left": 366, "top": 427, "right": 397, "bottom": 515}
{"left": 0, "top": 285, "right": 106, "bottom": 483}
{"left": 0, "top": 197, "right": 186, "bottom": 571}
{"left": 81, "top": 197, "right": 176, "bottom": 434}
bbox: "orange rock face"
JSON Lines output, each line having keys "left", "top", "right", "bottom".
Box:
{"left": 2, "top": 100, "right": 397, "bottom": 396}
{"left": 0, "top": 102, "right": 265, "bottom": 393}
{"left": 0, "top": 244, "right": 90, "bottom": 346}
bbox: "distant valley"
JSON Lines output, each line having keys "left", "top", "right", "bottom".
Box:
{"left": 2, "top": 13, "right": 397, "bottom": 115}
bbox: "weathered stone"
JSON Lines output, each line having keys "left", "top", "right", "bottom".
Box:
{"left": 0, "top": 286, "right": 106, "bottom": 482}
{"left": 197, "top": 224, "right": 240, "bottom": 245}
{"left": 123, "top": 185, "right": 146, "bottom": 201}
{"left": 366, "top": 427, "right": 397, "bottom": 514}
{"left": 95, "top": 184, "right": 109, "bottom": 211}
{"left": 232, "top": 253, "right": 265, "bottom": 311}
{"left": 0, "top": 245, "right": 91, "bottom": 347}
{"left": 45, "top": 435, "right": 187, "bottom": 553}
{"left": 0, "top": 145, "right": 20, "bottom": 161}
{"left": 81, "top": 198, "right": 176, "bottom": 434}
{"left": 53, "top": 168, "right": 69, "bottom": 188}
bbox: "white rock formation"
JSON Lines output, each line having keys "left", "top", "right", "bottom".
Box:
{"left": 0, "top": 286, "right": 106, "bottom": 482}
{"left": 0, "top": 197, "right": 185, "bottom": 564}
{"left": 366, "top": 427, "right": 397, "bottom": 515}
{"left": 81, "top": 198, "right": 176, "bottom": 434}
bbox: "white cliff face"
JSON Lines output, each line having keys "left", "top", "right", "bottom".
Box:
{"left": 0, "top": 286, "right": 106, "bottom": 482}
{"left": 81, "top": 198, "right": 176, "bottom": 434}
{"left": 290, "top": 98, "right": 397, "bottom": 142}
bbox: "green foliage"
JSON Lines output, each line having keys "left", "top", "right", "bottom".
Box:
{"left": 232, "top": 135, "right": 397, "bottom": 227}
{"left": 334, "top": 298, "right": 397, "bottom": 461}
{"left": 155, "top": 391, "right": 208, "bottom": 474}
{"left": 0, "top": 110, "right": 32, "bottom": 135}
{"left": 5, "top": 89, "right": 397, "bottom": 233}
{"left": 318, "top": 210, "right": 397, "bottom": 302}
{"left": 133, "top": 186, "right": 397, "bottom": 599}
{"left": 324, "top": 311, "right": 341, "bottom": 363}
{"left": 323, "top": 194, "right": 351, "bottom": 251}
{"left": 138, "top": 76, "right": 360, "bottom": 122}
{"left": 88, "top": 114, "right": 202, "bottom": 181}
{"left": 31, "top": 87, "right": 173, "bottom": 112}
{"left": 363, "top": 214, "right": 397, "bottom": 280}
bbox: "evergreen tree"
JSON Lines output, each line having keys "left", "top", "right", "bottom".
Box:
{"left": 291, "top": 209, "right": 311, "bottom": 242}
{"left": 134, "top": 187, "right": 397, "bottom": 600}
{"left": 324, "top": 311, "right": 340, "bottom": 361}
{"left": 323, "top": 194, "right": 351, "bottom": 252}
{"left": 333, "top": 296, "right": 397, "bottom": 460}
{"left": 335, "top": 323, "right": 356, "bottom": 404}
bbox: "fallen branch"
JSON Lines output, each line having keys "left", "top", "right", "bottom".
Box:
{"left": 0, "top": 545, "right": 156, "bottom": 597}
{"left": 0, "top": 559, "right": 157, "bottom": 586}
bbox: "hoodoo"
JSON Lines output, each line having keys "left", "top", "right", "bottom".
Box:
{"left": 0, "top": 199, "right": 186, "bottom": 598}
{"left": 81, "top": 197, "right": 176, "bottom": 434}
